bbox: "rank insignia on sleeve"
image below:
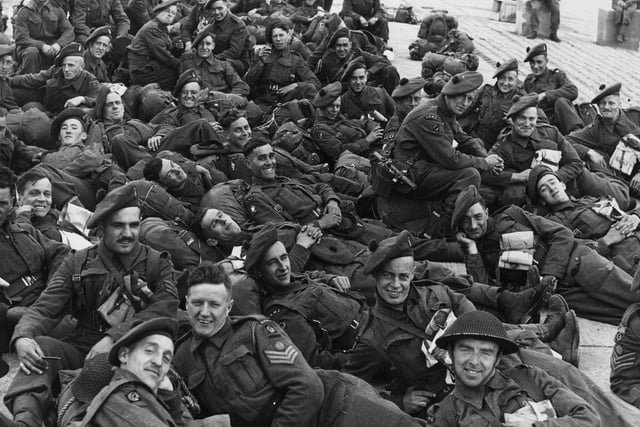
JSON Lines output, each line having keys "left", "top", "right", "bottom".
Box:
{"left": 264, "top": 345, "right": 299, "bottom": 365}
{"left": 126, "top": 391, "right": 140, "bottom": 402}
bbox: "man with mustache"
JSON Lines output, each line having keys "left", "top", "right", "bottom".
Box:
{"left": 82, "top": 26, "right": 112, "bottom": 83}
{"left": 1, "top": 185, "right": 178, "bottom": 427}
{"left": 482, "top": 93, "right": 632, "bottom": 210}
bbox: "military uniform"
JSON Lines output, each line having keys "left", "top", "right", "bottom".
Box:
{"left": 611, "top": 302, "right": 640, "bottom": 409}
{"left": 84, "top": 50, "right": 110, "bottom": 82}
{"left": 149, "top": 105, "right": 220, "bottom": 156}
{"left": 310, "top": 114, "right": 375, "bottom": 163}
{"left": 4, "top": 241, "right": 178, "bottom": 425}
{"left": 426, "top": 365, "right": 601, "bottom": 426}
{"left": 340, "top": 85, "right": 396, "bottom": 121}
{"left": 484, "top": 123, "right": 631, "bottom": 209}
{"left": 0, "top": 77, "right": 20, "bottom": 111}
{"left": 340, "top": 0, "right": 389, "bottom": 41}
{"left": 200, "top": 11, "right": 251, "bottom": 75}
{"left": 523, "top": 68, "right": 583, "bottom": 134}
{"left": 263, "top": 273, "right": 369, "bottom": 370}
{"left": 244, "top": 47, "right": 320, "bottom": 110}
{"left": 128, "top": 18, "right": 180, "bottom": 90}
{"left": 70, "top": 0, "right": 130, "bottom": 43}
{"left": 466, "top": 205, "right": 640, "bottom": 324}
{"left": 13, "top": 0, "right": 74, "bottom": 73}
{"left": 179, "top": 52, "right": 250, "bottom": 96}
{"left": 180, "top": 2, "right": 216, "bottom": 42}
{"left": 0, "top": 129, "right": 41, "bottom": 171}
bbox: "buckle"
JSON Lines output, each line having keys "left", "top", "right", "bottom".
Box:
{"left": 349, "top": 319, "right": 360, "bottom": 330}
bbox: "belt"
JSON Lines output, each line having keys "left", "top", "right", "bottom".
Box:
{"left": 334, "top": 309, "right": 370, "bottom": 351}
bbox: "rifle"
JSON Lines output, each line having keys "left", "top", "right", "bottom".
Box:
{"left": 372, "top": 151, "right": 418, "bottom": 191}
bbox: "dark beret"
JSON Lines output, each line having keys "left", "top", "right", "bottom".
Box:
{"left": 341, "top": 57, "right": 366, "bottom": 82}
{"left": 591, "top": 82, "right": 622, "bottom": 105}
{"left": 85, "top": 25, "right": 112, "bottom": 47}
{"left": 440, "top": 71, "right": 483, "bottom": 96}
{"left": 328, "top": 28, "right": 350, "bottom": 48}
{"left": 173, "top": 69, "right": 201, "bottom": 97}
{"left": 54, "top": 42, "right": 84, "bottom": 67}
{"left": 524, "top": 42, "right": 547, "bottom": 62}
{"left": 363, "top": 230, "right": 413, "bottom": 275}
{"left": 392, "top": 77, "right": 426, "bottom": 99}
{"left": 245, "top": 224, "right": 279, "bottom": 277}
{"left": 192, "top": 30, "right": 215, "bottom": 49}
{"left": 436, "top": 311, "right": 518, "bottom": 354}
{"left": 87, "top": 183, "right": 139, "bottom": 228}
{"left": 527, "top": 165, "right": 556, "bottom": 204}
{"left": 0, "top": 44, "right": 15, "bottom": 58}
{"left": 153, "top": 0, "right": 180, "bottom": 14}
{"left": 506, "top": 93, "right": 538, "bottom": 118}
{"left": 50, "top": 107, "right": 89, "bottom": 139}
{"left": 313, "top": 81, "right": 343, "bottom": 108}
{"left": 493, "top": 58, "right": 518, "bottom": 79}
{"left": 451, "top": 185, "right": 483, "bottom": 229}
{"left": 108, "top": 317, "right": 178, "bottom": 365}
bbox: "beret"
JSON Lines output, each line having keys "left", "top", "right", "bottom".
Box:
{"left": 527, "top": 165, "right": 556, "bottom": 204}
{"left": 391, "top": 77, "right": 426, "bottom": 99}
{"left": 70, "top": 353, "right": 114, "bottom": 402}
{"left": 50, "top": 107, "right": 89, "bottom": 139}
{"left": 54, "top": 42, "right": 84, "bottom": 67}
{"left": 173, "top": 69, "right": 202, "bottom": 97}
{"left": 85, "top": 25, "right": 112, "bottom": 47}
{"left": 192, "top": 30, "right": 215, "bottom": 49}
{"left": 0, "top": 44, "right": 15, "bottom": 58}
{"left": 86, "top": 183, "right": 139, "bottom": 228}
{"left": 440, "top": 71, "right": 483, "bottom": 96}
{"left": 153, "top": 0, "right": 180, "bottom": 14}
{"left": 313, "top": 81, "right": 343, "bottom": 108}
{"left": 451, "top": 185, "right": 483, "bottom": 229}
{"left": 493, "top": 58, "right": 518, "bottom": 79}
{"left": 363, "top": 230, "right": 413, "bottom": 275}
{"left": 245, "top": 224, "right": 279, "bottom": 277}
{"left": 108, "top": 317, "right": 179, "bottom": 365}
{"left": 274, "top": 121, "right": 303, "bottom": 138}
{"left": 524, "top": 42, "right": 547, "bottom": 62}
{"left": 591, "top": 82, "right": 622, "bottom": 105}
{"left": 341, "top": 57, "right": 366, "bottom": 82}
{"left": 436, "top": 311, "right": 518, "bottom": 354}
{"left": 506, "top": 93, "right": 538, "bottom": 118}
{"left": 328, "top": 28, "right": 350, "bottom": 48}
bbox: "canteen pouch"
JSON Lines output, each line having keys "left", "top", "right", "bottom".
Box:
{"left": 97, "top": 285, "right": 134, "bottom": 327}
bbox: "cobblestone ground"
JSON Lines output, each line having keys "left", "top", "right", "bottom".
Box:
{"left": 0, "top": 0, "right": 632, "bottom": 417}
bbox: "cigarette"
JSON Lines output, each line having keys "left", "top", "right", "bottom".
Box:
{"left": 42, "top": 356, "right": 61, "bottom": 361}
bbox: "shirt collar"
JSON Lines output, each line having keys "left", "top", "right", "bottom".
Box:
{"left": 452, "top": 370, "right": 506, "bottom": 410}
{"left": 189, "top": 317, "right": 233, "bottom": 352}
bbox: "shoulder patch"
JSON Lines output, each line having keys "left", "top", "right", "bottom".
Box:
{"left": 126, "top": 391, "right": 140, "bottom": 402}
{"left": 89, "top": 79, "right": 99, "bottom": 88}
{"left": 264, "top": 344, "right": 299, "bottom": 365}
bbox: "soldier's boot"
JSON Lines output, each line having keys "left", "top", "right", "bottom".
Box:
{"left": 535, "top": 294, "right": 569, "bottom": 342}
{"left": 549, "top": 33, "right": 561, "bottom": 42}
{"left": 550, "top": 310, "right": 580, "bottom": 367}
{"left": 497, "top": 269, "right": 554, "bottom": 324}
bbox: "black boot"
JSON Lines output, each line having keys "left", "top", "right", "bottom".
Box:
{"left": 551, "top": 310, "right": 580, "bottom": 367}
{"left": 498, "top": 271, "right": 554, "bottom": 324}
{"left": 549, "top": 33, "right": 561, "bottom": 42}
{"left": 537, "top": 294, "right": 569, "bottom": 342}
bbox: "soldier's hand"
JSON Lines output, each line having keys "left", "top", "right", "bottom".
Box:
{"left": 603, "top": 225, "right": 627, "bottom": 247}
{"left": 368, "top": 17, "right": 378, "bottom": 25}
{"left": 277, "top": 83, "right": 298, "bottom": 96}
{"left": 485, "top": 153, "right": 504, "bottom": 168}
{"left": 14, "top": 204, "right": 33, "bottom": 216}
{"left": 296, "top": 224, "right": 322, "bottom": 249}
{"left": 631, "top": 173, "right": 640, "bottom": 193}
{"left": 587, "top": 150, "right": 607, "bottom": 167}
{"left": 41, "top": 44, "right": 53, "bottom": 56}
{"left": 86, "top": 335, "right": 115, "bottom": 361}
{"left": 456, "top": 232, "right": 478, "bottom": 255}
{"left": 318, "top": 212, "right": 341, "bottom": 230}
{"left": 366, "top": 127, "right": 383, "bottom": 144}
{"left": 324, "top": 201, "right": 342, "bottom": 221}
{"left": 185, "top": 41, "right": 193, "bottom": 51}
{"left": 615, "top": 214, "right": 640, "bottom": 236}
{"left": 402, "top": 386, "right": 435, "bottom": 414}
{"left": 64, "top": 96, "right": 86, "bottom": 108}
{"left": 329, "top": 276, "right": 351, "bottom": 291}
{"left": 195, "top": 165, "right": 212, "bottom": 182}
{"left": 147, "top": 135, "right": 163, "bottom": 151}
{"left": 258, "top": 45, "right": 272, "bottom": 61}
{"left": 15, "top": 337, "right": 47, "bottom": 375}
{"left": 359, "top": 16, "right": 368, "bottom": 26}
{"left": 540, "top": 275, "right": 558, "bottom": 293}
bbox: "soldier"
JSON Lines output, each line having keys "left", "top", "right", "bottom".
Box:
{"left": 128, "top": 0, "right": 181, "bottom": 90}
{"left": 460, "top": 58, "right": 527, "bottom": 150}
{"left": 70, "top": 0, "right": 130, "bottom": 44}
{"left": 452, "top": 184, "right": 640, "bottom": 325}
{"left": 613, "top": 0, "right": 639, "bottom": 43}
{"left": 611, "top": 299, "right": 640, "bottom": 409}
{"left": 526, "top": 0, "right": 561, "bottom": 42}
{"left": 0, "top": 109, "right": 43, "bottom": 171}
{"left": 173, "top": 261, "right": 427, "bottom": 426}
{"left": 14, "top": 170, "right": 62, "bottom": 242}
{"left": 426, "top": 311, "right": 602, "bottom": 425}
{"left": 339, "top": 58, "right": 396, "bottom": 121}
{"left": 565, "top": 82, "right": 640, "bottom": 193}
{"left": 483, "top": 93, "right": 632, "bottom": 210}
{"left": 340, "top": 0, "right": 389, "bottom": 44}
{"left": 181, "top": 0, "right": 218, "bottom": 50}
{"left": 245, "top": 20, "right": 320, "bottom": 111}
{"left": 311, "top": 81, "right": 382, "bottom": 164}
{"left": 83, "top": 26, "right": 112, "bottom": 83}
{"left": 527, "top": 166, "right": 640, "bottom": 274}
{"left": 13, "top": 0, "right": 74, "bottom": 74}
{"left": 200, "top": 0, "right": 252, "bottom": 75}
{"left": 311, "top": 27, "right": 399, "bottom": 94}
{"left": 10, "top": 42, "right": 101, "bottom": 114}
{"left": 178, "top": 30, "right": 250, "bottom": 96}
{"left": 523, "top": 43, "right": 583, "bottom": 134}
{"left": 0, "top": 45, "right": 19, "bottom": 111}
{"left": 383, "top": 77, "right": 425, "bottom": 152}
{"left": 0, "top": 166, "right": 70, "bottom": 381}
{"left": 1, "top": 184, "right": 179, "bottom": 427}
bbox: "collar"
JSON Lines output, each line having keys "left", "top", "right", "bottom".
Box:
{"left": 452, "top": 370, "right": 506, "bottom": 410}
{"left": 550, "top": 199, "right": 576, "bottom": 212}
{"left": 189, "top": 317, "right": 233, "bottom": 352}
{"left": 508, "top": 128, "right": 537, "bottom": 148}
{"left": 265, "top": 276, "right": 307, "bottom": 296}
{"left": 96, "top": 240, "right": 143, "bottom": 272}
{"left": 531, "top": 68, "right": 550, "bottom": 82}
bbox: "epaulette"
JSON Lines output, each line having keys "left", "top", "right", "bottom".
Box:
{"left": 231, "top": 314, "right": 268, "bottom": 325}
